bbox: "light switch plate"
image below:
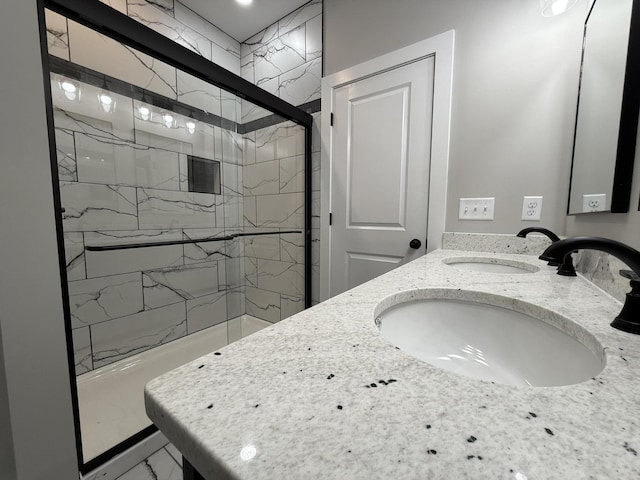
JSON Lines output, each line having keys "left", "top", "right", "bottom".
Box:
{"left": 582, "top": 194, "right": 606, "bottom": 212}
{"left": 459, "top": 198, "right": 495, "bottom": 220}
{"left": 521, "top": 196, "right": 543, "bottom": 221}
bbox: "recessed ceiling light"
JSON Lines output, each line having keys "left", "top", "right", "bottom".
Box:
{"left": 236, "top": 0, "right": 253, "bottom": 6}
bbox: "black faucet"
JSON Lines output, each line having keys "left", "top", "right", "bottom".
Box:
{"left": 540, "top": 236, "right": 640, "bottom": 334}
{"left": 516, "top": 227, "right": 576, "bottom": 276}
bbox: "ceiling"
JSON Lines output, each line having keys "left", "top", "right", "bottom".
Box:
{"left": 179, "top": 0, "right": 311, "bottom": 43}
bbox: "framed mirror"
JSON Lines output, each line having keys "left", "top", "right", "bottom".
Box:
{"left": 567, "top": 0, "right": 640, "bottom": 214}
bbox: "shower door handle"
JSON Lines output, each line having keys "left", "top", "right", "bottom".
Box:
{"left": 409, "top": 238, "right": 422, "bottom": 249}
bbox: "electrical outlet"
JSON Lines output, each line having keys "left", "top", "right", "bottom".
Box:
{"left": 582, "top": 194, "right": 606, "bottom": 212}
{"left": 521, "top": 196, "right": 543, "bottom": 221}
{"left": 459, "top": 198, "right": 495, "bottom": 220}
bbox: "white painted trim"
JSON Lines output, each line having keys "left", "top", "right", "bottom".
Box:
{"left": 320, "top": 30, "right": 455, "bottom": 301}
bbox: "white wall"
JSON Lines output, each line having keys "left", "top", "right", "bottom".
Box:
{"left": 0, "top": 1, "right": 79, "bottom": 478}
{"left": 0, "top": 325, "right": 17, "bottom": 479}
{"left": 324, "top": 0, "right": 590, "bottom": 235}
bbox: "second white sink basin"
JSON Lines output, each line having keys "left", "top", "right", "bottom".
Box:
{"left": 443, "top": 257, "right": 539, "bottom": 274}
{"left": 375, "top": 290, "right": 604, "bottom": 387}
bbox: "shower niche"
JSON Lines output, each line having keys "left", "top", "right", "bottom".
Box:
{"left": 43, "top": 1, "right": 312, "bottom": 472}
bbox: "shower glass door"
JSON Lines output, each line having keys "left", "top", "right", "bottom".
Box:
{"left": 43, "top": 4, "right": 309, "bottom": 470}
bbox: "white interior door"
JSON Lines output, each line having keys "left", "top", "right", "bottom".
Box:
{"left": 329, "top": 57, "right": 434, "bottom": 296}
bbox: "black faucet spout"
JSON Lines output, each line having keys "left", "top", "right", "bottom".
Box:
{"left": 517, "top": 227, "right": 575, "bottom": 274}
{"left": 540, "top": 236, "right": 640, "bottom": 334}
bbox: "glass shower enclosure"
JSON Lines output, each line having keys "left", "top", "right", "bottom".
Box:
{"left": 41, "top": 0, "right": 312, "bottom": 472}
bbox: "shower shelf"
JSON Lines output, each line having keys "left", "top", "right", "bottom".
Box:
{"left": 85, "top": 230, "right": 303, "bottom": 252}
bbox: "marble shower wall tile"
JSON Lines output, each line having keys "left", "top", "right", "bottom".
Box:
{"left": 64, "top": 232, "right": 87, "bottom": 281}
{"left": 84, "top": 230, "right": 184, "bottom": 278}
{"left": 256, "top": 193, "right": 305, "bottom": 229}
{"left": 281, "top": 294, "right": 305, "bottom": 320}
{"left": 256, "top": 259, "right": 304, "bottom": 297}
{"left": 280, "top": 155, "right": 305, "bottom": 193}
{"left": 69, "top": 272, "right": 143, "bottom": 328}
{"left": 142, "top": 262, "right": 219, "bottom": 309}
{"left": 137, "top": 188, "right": 217, "bottom": 229}
{"left": 254, "top": 26, "right": 306, "bottom": 85}
{"left": 91, "top": 302, "right": 186, "bottom": 368}
{"left": 240, "top": 0, "right": 322, "bottom": 119}
{"left": 176, "top": 71, "right": 222, "bottom": 117}
{"left": 255, "top": 122, "right": 305, "bottom": 163}
{"left": 45, "top": 9, "right": 69, "bottom": 60}
{"left": 278, "top": 57, "right": 322, "bottom": 106}
{"left": 183, "top": 228, "right": 228, "bottom": 264}
{"left": 127, "top": 1, "right": 212, "bottom": 60}
{"left": 72, "top": 327, "right": 93, "bottom": 375}
{"left": 68, "top": 20, "right": 178, "bottom": 100}
{"left": 55, "top": 128, "right": 77, "bottom": 182}
{"left": 186, "top": 291, "right": 227, "bottom": 333}
{"left": 243, "top": 160, "right": 280, "bottom": 196}
{"left": 51, "top": 81, "right": 136, "bottom": 144}
{"left": 223, "top": 196, "right": 244, "bottom": 230}
{"left": 280, "top": 232, "right": 304, "bottom": 264}
{"left": 98, "top": 0, "right": 127, "bottom": 14}
{"left": 245, "top": 286, "right": 280, "bottom": 323}
{"left": 278, "top": 0, "right": 322, "bottom": 36}
{"left": 244, "top": 231, "right": 281, "bottom": 261}
{"left": 61, "top": 182, "right": 138, "bottom": 232}
{"left": 75, "top": 133, "right": 181, "bottom": 190}
{"left": 174, "top": 1, "right": 241, "bottom": 74}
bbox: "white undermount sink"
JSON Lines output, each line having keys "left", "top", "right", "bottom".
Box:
{"left": 375, "top": 290, "right": 605, "bottom": 387}
{"left": 443, "top": 256, "right": 540, "bottom": 274}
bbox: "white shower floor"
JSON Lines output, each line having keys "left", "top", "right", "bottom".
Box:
{"left": 77, "top": 315, "right": 272, "bottom": 462}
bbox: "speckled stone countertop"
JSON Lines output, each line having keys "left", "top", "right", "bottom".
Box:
{"left": 145, "top": 249, "right": 640, "bottom": 480}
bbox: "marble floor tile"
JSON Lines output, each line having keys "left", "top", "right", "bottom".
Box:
{"left": 115, "top": 447, "right": 181, "bottom": 480}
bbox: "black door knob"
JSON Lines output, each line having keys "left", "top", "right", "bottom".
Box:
{"left": 409, "top": 238, "right": 422, "bottom": 249}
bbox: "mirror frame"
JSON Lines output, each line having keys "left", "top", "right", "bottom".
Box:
{"left": 568, "top": 0, "right": 640, "bottom": 214}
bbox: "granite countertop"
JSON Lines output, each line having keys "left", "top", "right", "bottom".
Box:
{"left": 145, "top": 249, "right": 640, "bottom": 479}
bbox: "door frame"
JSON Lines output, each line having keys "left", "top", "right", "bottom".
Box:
{"left": 320, "top": 30, "right": 455, "bottom": 301}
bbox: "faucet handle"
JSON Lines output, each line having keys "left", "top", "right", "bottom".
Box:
{"left": 620, "top": 269, "right": 640, "bottom": 285}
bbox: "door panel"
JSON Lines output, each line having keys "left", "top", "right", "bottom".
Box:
{"left": 330, "top": 58, "right": 434, "bottom": 296}
{"left": 348, "top": 86, "right": 409, "bottom": 228}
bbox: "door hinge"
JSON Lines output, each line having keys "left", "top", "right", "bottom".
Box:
{"left": 329, "top": 212, "right": 333, "bottom": 225}
{"left": 330, "top": 112, "right": 334, "bottom": 126}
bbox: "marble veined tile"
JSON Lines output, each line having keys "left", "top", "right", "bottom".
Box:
{"left": 133, "top": 100, "right": 215, "bottom": 159}
{"left": 280, "top": 231, "right": 305, "bottom": 264}
{"left": 51, "top": 79, "right": 136, "bottom": 143}
{"left": 245, "top": 286, "right": 280, "bottom": 323}
{"left": 128, "top": 1, "right": 211, "bottom": 60}
{"left": 305, "top": 14, "right": 322, "bottom": 61}
{"left": 141, "top": 0, "right": 174, "bottom": 16}
{"left": 116, "top": 443, "right": 182, "bottom": 480}
{"left": 223, "top": 196, "right": 244, "bottom": 230}
{"left": 45, "top": 9, "right": 69, "bottom": 60}
{"left": 280, "top": 155, "right": 304, "bottom": 193}
{"left": 243, "top": 196, "right": 257, "bottom": 228}
{"left": 64, "top": 232, "right": 86, "bottom": 281}
{"left": 241, "top": 96, "right": 276, "bottom": 124}
{"left": 186, "top": 291, "right": 227, "bottom": 333}
{"left": 226, "top": 286, "right": 245, "bottom": 319}
{"left": 55, "top": 128, "right": 76, "bottom": 182}
{"left": 222, "top": 162, "right": 242, "bottom": 196}
{"left": 224, "top": 258, "right": 244, "bottom": 291}
{"left": 84, "top": 230, "right": 184, "bottom": 278}
{"left": 221, "top": 130, "right": 243, "bottom": 166}
{"left": 254, "top": 25, "right": 306, "bottom": 84}
{"left": 91, "top": 302, "right": 186, "bottom": 369}
{"left": 143, "top": 262, "right": 219, "bottom": 310}
{"left": 221, "top": 90, "right": 238, "bottom": 123}
{"left": 240, "top": 54, "right": 254, "bottom": 83}
{"left": 176, "top": 71, "right": 221, "bottom": 117}
{"left": 278, "top": 57, "right": 322, "bottom": 106}
{"left": 244, "top": 230, "right": 281, "bottom": 261}
{"left": 61, "top": 182, "right": 138, "bottom": 232}
{"left": 68, "top": 20, "right": 177, "bottom": 100}
{"left": 257, "top": 259, "right": 304, "bottom": 296}
{"left": 243, "top": 160, "right": 279, "bottom": 196}
{"left": 242, "top": 24, "right": 278, "bottom": 56}
{"left": 243, "top": 132, "right": 256, "bottom": 165}
{"left": 311, "top": 151, "right": 320, "bottom": 191}
{"left": 98, "top": 0, "right": 127, "bottom": 14}
{"left": 72, "top": 327, "right": 92, "bottom": 375}
{"left": 256, "top": 193, "right": 304, "bottom": 229}
{"left": 69, "top": 273, "right": 143, "bottom": 328}
{"left": 281, "top": 294, "right": 305, "bottom": 320}
{"left": 138, "top": 188, "right": 217, "bottom": 229}
{"left": 75, "top": 133, "right": 181, "bottom": 190}
{"left": 278, "top": 0, "right": 322, "bottom": 36}
{"left": 244, "top": 256, "right": 258, "bottom": 288}
{"left": 255, "top": 122, "right": 305, "bottom": 163}
{"left": 183, "top": 228, "right": 228, "bottom": 265}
